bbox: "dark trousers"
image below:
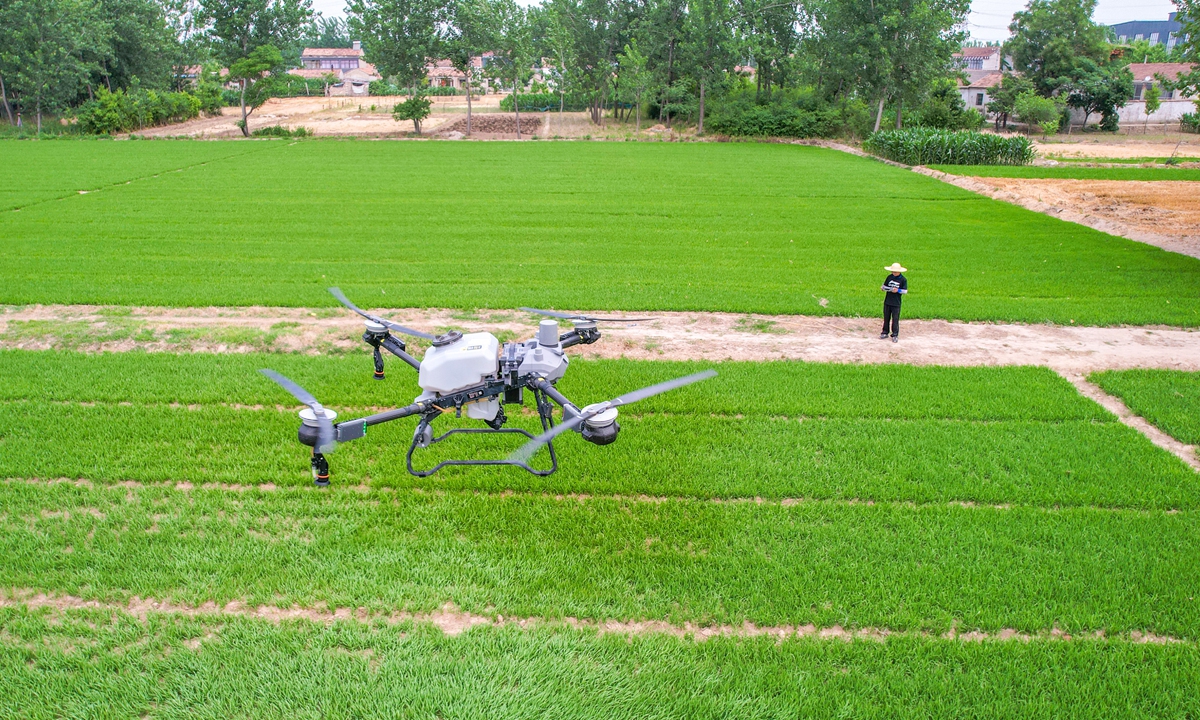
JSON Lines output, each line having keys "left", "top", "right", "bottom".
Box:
{"left": 882, "top": 303, "right": 900, "bottom": 337}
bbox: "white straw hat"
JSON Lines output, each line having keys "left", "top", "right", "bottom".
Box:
{"left": 884, "top": 263, "right": 907, "bottom": 272}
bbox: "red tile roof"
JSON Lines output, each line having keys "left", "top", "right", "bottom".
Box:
{"left": 1127, "top": 62, "right": 1196, "bottom": 83}
{"left": 301, "top": 47, "right": 363, "bottom": 58}
{"left": 955, "top": 47, "right": 1001, "bottom": 58}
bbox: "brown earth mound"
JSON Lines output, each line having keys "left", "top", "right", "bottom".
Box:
{"left": 437, "top": 113, "right": 542, "bottom": 135}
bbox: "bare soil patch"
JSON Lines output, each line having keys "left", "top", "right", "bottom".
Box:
{"left": 1, "top": 590, "right": 1182, "bottom": 643}
{"left": 4, "top": 304, "right": 1198, "bottom": 375}
{"left": 435, "top": 113, "right": 543, "bottom": 138}
{"left": 917, "top": 169, "right": 1200, "bottom": 258}
{"left": 1033, "top": 138, "right": 1200, "bottom": 160}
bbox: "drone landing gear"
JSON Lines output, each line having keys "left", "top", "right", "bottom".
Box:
{"left": 406, "top": 389, "right": 559, "bottom": 477}
{"left": 311, "top": 450, "right": 331, "bottom": 487}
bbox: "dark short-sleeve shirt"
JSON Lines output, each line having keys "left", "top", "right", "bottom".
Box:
{"left": 883, "top": 274, "right": 907, "bottom": 306}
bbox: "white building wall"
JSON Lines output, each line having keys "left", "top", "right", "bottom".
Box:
{"left": 1067, "top": 99, "right": 1197, "bottom": 126}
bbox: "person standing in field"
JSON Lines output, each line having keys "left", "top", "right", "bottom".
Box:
{"left": 880, "top": 263, "right": 908, "bottom": 342}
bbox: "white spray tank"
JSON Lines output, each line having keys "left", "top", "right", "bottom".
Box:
{"left": 417, "top": 332, "right": 501, "bottom": 420}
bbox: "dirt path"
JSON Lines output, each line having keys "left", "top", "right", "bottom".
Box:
{"left": 0, "top": 590, "right": 1183, "bottom": 644}
{"left": 4, "top": 304, "right": 1198, "bottom": 373}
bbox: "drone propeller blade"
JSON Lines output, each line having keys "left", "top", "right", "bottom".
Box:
{"left": 509, "top": 369, "right": 717, "bottom": 463}
{"left": 259, "top": 369, "right": 337, "bottom": 453}
{"left": 609, "top": 369, "right": 718, "bottom": 407}
{"left": 328, "top": 287, "right": 437, "bottom": 340}
{"left": 519, "top": 307, "right": 657, "bottom": 323}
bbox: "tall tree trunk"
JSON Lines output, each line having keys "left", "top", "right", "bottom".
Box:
{"left": 635, "top": 97, "right": 640, "bottom": 133}
{"left": 514, "top": 70, "right": 521, "bottom": 139}
{"left": 465, "top": 69, "right": 473, "bottom": 135}
{"left": 0, "top": 74, "right": 13, "bottom": 125}
{"left": 36, "top": 97, "right": 42, "bottom": 135}
{"left": 873, "top": 96, "right": 886, "bottom": 133}
{"left": 240, "top": 80, "right": 250, "bottom": 137}
{"left": 559, "top": 91, "right": 564, "bottom": 133}
{"left": 698, "top": 78, "right": 705, "bottom": 135}
{"left": 894, "top": 98, "right": 903, "bottom": 129}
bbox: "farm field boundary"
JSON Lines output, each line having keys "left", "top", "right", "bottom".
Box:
{"left": 4, "top": 304, "right": 1200, "bottom": 372}
{"left": 4, "top": 607, "right": 1198, "bottom": 719}
{"left": 913, "top": 167, "right": 1200, "bottom": 258}
{"left": 1, "top": 590, "right": 1189, "bottom": 644}
{"left": 1089, "top": 369, "right": 1200, "bottom": 456}
{"left": 928, "top": 165, "right": 1200, "bottom": 181}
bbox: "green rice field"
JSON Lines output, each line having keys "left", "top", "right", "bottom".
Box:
{"left": 930, "top": 164, "right": 1200, "bottom": 181}
{"left": 3, "top": 139, "right": 1200, "bottom": 325}
{"left": 4, "top": 136, "right": 1200, "bottom": 716}
{"left": 2, "top": 349, "right": 1200, "bottom": 717}
{"left": 1091, "top": 369, "right": 1200, "bottom": 448}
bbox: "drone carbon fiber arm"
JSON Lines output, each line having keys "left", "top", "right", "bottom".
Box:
{"left": 530, "top": 376, "right": 581, "bottom": 420}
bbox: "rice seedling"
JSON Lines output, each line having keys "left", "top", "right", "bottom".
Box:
{"left": 2, "top": 482, "right": 1199, "bottom": 635}
{"left": 2, "top": 140, "right": 1198, "bottom": 326}
{"left": 1089, "top": 369, "right": 1200, "bottom": 446}
{"left": 2, "top": 607, "right": 1197, "bottom": 719}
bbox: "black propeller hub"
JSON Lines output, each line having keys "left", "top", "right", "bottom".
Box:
{"left": 431, "top": 330, "right": 463, "bottom": 347}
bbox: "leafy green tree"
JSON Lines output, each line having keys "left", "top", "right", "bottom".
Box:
{"left": 93, "top": 0, "right": 182, "bottom": 93}
{"left": 1060, "top": 59, "right": 1133, "bottom": 131}
{"left": 538, "top": 5, "right": 576, "bottom": 128}
{"left": 303, "top": 16, "right": 352, "bottom": 48}
{"left": 1005, "top": 0, "right": 1109, "bottom": 95}
{"left": 445, "top": 0, "right": 493, "bottom": 134}
{"left": 986, "top": 73, "right": 1036, "bottom": 129}
{"left": 915, "top": 77, "right": 983, "bottom": 129}
{"left": 347, "top": 0, "right": 444, "bottom": 90}
{"left": 1143, "top": 81, "right": 1162, "bottom": 134}
{"left": 198, "top": 0, "right": 313, "bottom": 68}
{"left": 392, "top": 90, "right": 431, "bottom": 132}
{"left": 617, "top": 39, "right": 651, "bottom": 132}
{"left": 682, "top": 0, "right": 735, "bottom": 134}
{"left": 1165, "top": 0, "right": 1200, "bottom": 102}
{"left": 228, "top": 44, "right": 283, "bottom": 136}
{"left": 1014, "top": 89, "right": 1063, "bottom": 134}
{"left": 0, "top": 0, "right": 105, "bottom": 132}
{"left": 485, "top": 0, "right": 533, "bottom": 137}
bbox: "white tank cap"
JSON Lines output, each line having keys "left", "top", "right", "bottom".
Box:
{"left": 538, "top": 319, "right": 559, "bottom": 346}
{"left": 299, "top": 407, "right": 338, "bottom": 426}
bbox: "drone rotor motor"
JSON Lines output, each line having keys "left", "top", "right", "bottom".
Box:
{"left": 581, "top": 406, "right": 620, "bottom": 446}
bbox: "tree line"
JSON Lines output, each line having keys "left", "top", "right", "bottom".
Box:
{"left": 1, "top": 0, "right": 1197, "bottom": 137}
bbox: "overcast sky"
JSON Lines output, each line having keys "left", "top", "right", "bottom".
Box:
{"left": 310, "top": 0, "right": 1180, "bottom": 44}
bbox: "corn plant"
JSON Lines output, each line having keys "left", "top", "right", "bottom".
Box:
{"left": 865, "top": 128, "right": 1036, "bottom": 166}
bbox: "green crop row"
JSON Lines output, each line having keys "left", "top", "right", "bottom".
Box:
{"left": 0, "top": 351, "right": 1111, "bottom": 422}
{"left": 929, "top": 165, "right": 1200, "bottom": 181}
{"left": 3, "top": 607, "right": 1197, "bottom": 719}
{"left": 1090, "top": 369, "right": 1200, "bottom": 447}
{"left": 865, "top": 129, "right": 1036, "bottom": 166}
{"left": 5, "top": 403, "right": 1194, "bottom": 507}
{"left": 3, "top": 482, "right": 1200, "bottom": 636}
{"left": 3, "top": 140, "right": 1199, "bottom": 325}
{"left": 0, "top": 140, "right": 272, "bottom": 211}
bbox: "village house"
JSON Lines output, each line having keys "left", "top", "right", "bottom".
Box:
{"left": 1108, "top": 62, "right": 1198, "bottom": 127}
{"left": 288, "top": 41, "right": 381, "bottom": 96}
{"left": 953, "top": 47, "right": 1008, "bottom": 112}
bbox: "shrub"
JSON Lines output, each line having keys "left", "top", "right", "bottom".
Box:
{"left": 1182, "top": 112, "right": 1200, "bottom": 134}
{"left": 75, "top": 87, "right": 203, "bottom": 134}
{"left": 914, "top": 80, "right": 986, "bottom": 130}
{"left": 865, "top": 128, "right": 1036, "bottom": 165}
{"left": 250, "top": 125, "right": 312, "bottom": 137}
{"left": 392, "top": 94, "right": 433, "bottom": 133}
{"left": 1013, "top": 91, "right": 1062, "bottom": 134}
{"left": 706, "top": 88, "right": 871, "bottom": 139}
{"left": 500, "top": 92, "right": 559, "bottom": 112}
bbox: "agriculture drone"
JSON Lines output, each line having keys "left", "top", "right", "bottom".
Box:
{"left": 260, "top": 288, "right": 716, "bottom": 484}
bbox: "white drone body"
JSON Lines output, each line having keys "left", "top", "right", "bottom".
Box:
{"left": 416, "top": 320, "right": 570, "bottom": 421}
{"left": 263, "top": 289, "right": 715, "bottom": 483}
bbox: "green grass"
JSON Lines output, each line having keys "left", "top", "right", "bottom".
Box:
{"left": 0, "top": 140, "right": 271, "bottom": 211}
{"left": 3, "top": 608, "right": 1198, "bottom": 720}
{"left": 3, "top": 140, "right": 1199, "bottom": 325}
{"left": 3, "top": 482, "right": 1200, "bottom": 635}
{"left": 3, "top": 351, "right": 1196, "bottom": 508}
{"left": 929, "top": 164, "right": 1200, "bottom": 181}
{"left": 1090, "top": 369, "right": 1200, "bottom": 446}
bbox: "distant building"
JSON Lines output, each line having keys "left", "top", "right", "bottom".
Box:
{"left": 952, "top": 47, "right": 1009, "bottom": 84}
{"left": 289, "top": 41, "right": 381, "bottom": 96}
{"left": 1109, "top": 13, "right": 1186, "bottom": 48}
{"left": 958, "top": 72, "right": 1004, "bottom": 113}
{"left": 1067, "top": 62, "right": 1198, "bottom": 128}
